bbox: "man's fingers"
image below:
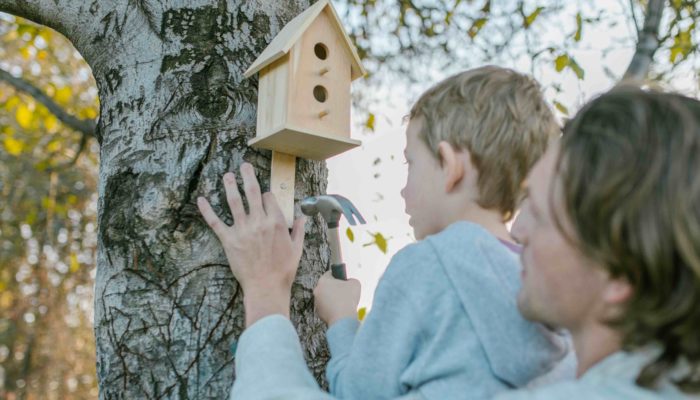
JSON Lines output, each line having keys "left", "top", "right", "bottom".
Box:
{"left": 197, "top": 197, "right": 227, "bottom": 237}
{"left": 262, "top": 192, "right": 285, "bottom": 222}
{"left": 291, "top": 216, "right": 307, "bottom": 251}
{"left": 240, "top": 163, "right": 264, "bottom": 218}
{"left": 223, "top": 172, "right": 246, "bottom": 224}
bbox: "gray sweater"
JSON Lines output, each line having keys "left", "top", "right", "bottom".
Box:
{"left": 323, "top": 221, "right": 570, "bottom": 399}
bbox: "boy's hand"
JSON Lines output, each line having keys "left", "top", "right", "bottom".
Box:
{"left": 197, "top": 163, "right": 306, "bottom": 327}
{"left": 314, "top": 270, "right": 361, "bottom": 326}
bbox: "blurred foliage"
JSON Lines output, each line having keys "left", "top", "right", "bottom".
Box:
{"left": 341, "top": 0, "right": 700, "bottom": 123}
{"left": 0, "top": 13, "right": 99, "bottom": 400}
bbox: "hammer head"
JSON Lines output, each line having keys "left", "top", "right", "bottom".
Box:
{"left": 300, "top": 195, "right": 366, "bottom": 228}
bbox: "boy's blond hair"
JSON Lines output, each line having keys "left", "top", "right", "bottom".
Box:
{"left": 409, "top": 66, "right": 559, "bottom": 220}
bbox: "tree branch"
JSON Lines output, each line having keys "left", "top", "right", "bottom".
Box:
{"left": 622, "top": 0, "right": 666, "bottom": 80}
{"left": 0, "top": 67, "right": 96, "bottom": 137}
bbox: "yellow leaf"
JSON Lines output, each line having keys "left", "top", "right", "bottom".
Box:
{"left": 0, "top": 292, "right": 12, "bottom": 308}
{"left": 365, "top": 113, "right": 375, "bottom": 132}
{"left": 554, "top": 55, "right": 569, "bottom": 72}
{"left": 364, "top": 232, "right": 388, "bottom": 254}
{"left": 55, "top": 86, "right": 72, "bottom": 106}
{"left": 46, "top": 139, "right": 61, "bottom": 153}
{"left": 70, "top": 253, "right": 80, "bottom": 273}
{"left": 524, "top": 7, "right": 544, "bottom": 28}
{"left": 4, "top": 137, "right": 24, "bottom": 156}
{"left": 574, "top": 13, "right": 582, "bottom": 42}
{"left": 37, "top": 50, "right": 48, "bottom": 60}
{"left": 346, "top": 227, "right": 355, "bottom": 242}
{"left": 80, "top": 107, "right": 98, "bottom": 119}
{"left": 468, "top": 18, "right": 488, "bottom": 38}
{"left": 5, "top": 96, "right": 20, "bottom": 110}
{"left": 67, "top": 194, "right": 78, "bottom": 204}
{"left": 20, "top": 46, "right": 32, "bottom": 59}
{"left": 44, "top": 114, "right": 58, "bottom": 132}
{"left": 16, "top": 104, "right": 33, "bottom": 129}
{"left": 553, "top": 100, "right": 569, "bottom": 116}
{"left": 358, "top": 307, "right": 367, "bottom": 321}
{"left": 38, "top": 30, "right": 52, "bottom": 42}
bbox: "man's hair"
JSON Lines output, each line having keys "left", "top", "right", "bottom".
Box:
{"left": 409, "top": 66, "right": 559, "bottom": 221}
{"left": 557, "top": 86, "right": 700, "bottom": 392}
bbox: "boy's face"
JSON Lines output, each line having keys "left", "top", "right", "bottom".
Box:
{"left": 511, "top": 145, "right": 611, "bottom": 331}
{"left": 401, "top": 117, "right": 445, "bottom": 240}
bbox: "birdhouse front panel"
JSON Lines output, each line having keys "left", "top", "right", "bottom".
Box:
{"left": 286, "top": 8, "right": 352, "bottom": 139}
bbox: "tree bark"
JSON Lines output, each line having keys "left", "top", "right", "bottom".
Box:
{"left": 1, "top": 1, "right": 332, "bottom": 398}
{"left": 623, "top": 0, "right": 666, "bottom": 80}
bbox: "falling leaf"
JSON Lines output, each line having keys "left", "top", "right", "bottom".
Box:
{"left": 346, "top": 227, "right": 355, "bottom": 243}
{"left": 363, "top": 232, "right": 388, "bottom": 254}
{"left": 365, "top": 113, "right": 375, "bottom": 132}
{"left": 358, "top": 307, "right": 367, "bottom": 321}
{"left": 373, "top": 157, "right": 381, "bottom": 166}
{"left": 553, "top": 101, "right": 569, "bottom": 116}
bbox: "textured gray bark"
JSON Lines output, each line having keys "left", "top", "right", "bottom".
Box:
{"left": 623, "top": 0, "right": 665, "bottom": 80}
{"left": 1, "top": 1, "right": 332, "bottom": 398}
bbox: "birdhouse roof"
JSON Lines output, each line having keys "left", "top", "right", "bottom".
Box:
{"left": 244, "top": 0, "right": 366, "bottom": 81}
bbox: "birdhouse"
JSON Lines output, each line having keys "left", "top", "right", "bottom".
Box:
{"left": 244, "top": 0, "right": 366, "bottom": 225}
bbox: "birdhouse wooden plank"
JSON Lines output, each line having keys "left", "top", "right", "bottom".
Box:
{"left": 245, "top": 0, "right": 366, "bottom": 224}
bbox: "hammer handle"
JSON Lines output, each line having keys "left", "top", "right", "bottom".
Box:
{"left": 331, "top": 263, "right": 347, "bottom": 280}
{"left": 328, "top": 227, "right": 343, "bottom": 266}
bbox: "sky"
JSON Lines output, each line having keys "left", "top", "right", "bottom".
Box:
{"left": 326, "top": 1, "right": 698, "bottom": 309}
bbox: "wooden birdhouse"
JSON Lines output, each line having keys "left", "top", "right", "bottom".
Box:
{"left": 244, "top": 0, "right": 366, "bottom": 225}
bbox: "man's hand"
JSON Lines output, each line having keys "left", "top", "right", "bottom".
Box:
{"left": 314, "top": 270, "right": 361, "bottom": 326}
{"left": 197, "top": 163, "right": 306, "bottom": 327}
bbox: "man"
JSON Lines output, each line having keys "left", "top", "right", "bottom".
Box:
{"left": 197, "top": 86, "right": 700, "bottom": 399}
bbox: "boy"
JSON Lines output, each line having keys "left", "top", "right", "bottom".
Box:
{"left": 312, "top": 66, "right": 572, "bottom": 399}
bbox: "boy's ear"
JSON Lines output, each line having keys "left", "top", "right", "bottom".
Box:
{"left": 437, "top": 141, "right": 464, "bottom": 193}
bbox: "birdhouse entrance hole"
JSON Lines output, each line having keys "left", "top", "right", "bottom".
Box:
{"left": 314, "top": 85, "right": 328, "bottom": 102}
{"left": 314, "top": 43, "right": 328, "bottom": 59}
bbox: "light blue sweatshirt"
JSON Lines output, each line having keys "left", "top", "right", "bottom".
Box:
{"left": 230, "top": 316, "right": 690, "bottom": 400}
{"left": 322, "top": 221, "right": 570, "bottom": 399}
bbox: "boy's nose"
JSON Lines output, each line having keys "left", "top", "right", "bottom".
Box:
{"left": 400, "top": 187, "right": 406, "bottom": 199}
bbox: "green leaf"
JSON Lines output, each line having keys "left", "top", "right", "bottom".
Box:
{"left": 554, "top": 54, "right": 569, "bottom": 72}
{"left": 568, "top": 57, "right": 585, "bottom": 80}
{"left": 346, "top": 227, "right": 355, "bottom": 243}
{"left": 574, "top": 13, "right": 582, "bottom": 42}
{"left": 553, "top": 100, "right": 569, "bottom": 116}
{"left": 365, "top": 112, "right": 375, "bottom": 132}
{"left": 468, "top": 18, "right": 488, "bottom": 38}
{"left": 524, "top": 7, "right": 544, "bottom": 28}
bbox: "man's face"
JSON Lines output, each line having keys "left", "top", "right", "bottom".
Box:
{"left": 511, "top": 145, "right": 611, "bottom": 331}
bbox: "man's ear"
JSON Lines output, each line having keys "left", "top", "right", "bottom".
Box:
{"left": 437, "top": 141, "right": 464, "bottom": 193}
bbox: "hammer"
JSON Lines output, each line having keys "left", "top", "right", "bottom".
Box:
{"left": 300, "top": 195, "right": 366, "bottom": 280}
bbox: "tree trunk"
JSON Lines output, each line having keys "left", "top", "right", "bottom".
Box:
{"left": 1, "top": 1, "right": 332, "bottom": 398}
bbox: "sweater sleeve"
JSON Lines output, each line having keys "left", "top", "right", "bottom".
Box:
{"left": 231, "top": 315, "right": 333, "bottom": 400}
{"left": 326, "top": 248, "right": 428, "bottom": 399}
